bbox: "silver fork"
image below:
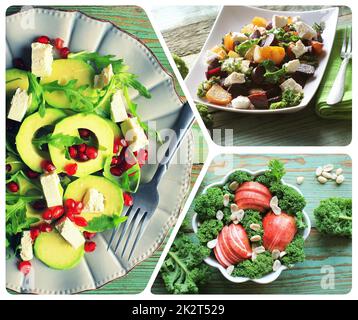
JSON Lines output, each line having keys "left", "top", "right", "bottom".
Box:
{"left": 107, "top": 102, "right": 194, "bottom": 261}
{"left": 326, "top": 27, "right": 352, "bottom": 105}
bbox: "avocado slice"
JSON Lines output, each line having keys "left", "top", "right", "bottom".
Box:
{"left": 105, "top": 119, "right": 124, "bottom": 154}
{"left": 48, "top": 113, "right": 114, "bottom": 177}
{"left": 16, "top": 108, "right": 67, "bottom": 172}
{"left": 34, "top": 230, "right": 84, "bottom": 270}
{"left": 40, "top": 59, "right": 94, "bottom": 109}
{"left": 6, "top": 154, "right": 25, "bottom": 174}
{"left": 6, "top": 68, "right": 29, "bottom": 100}
{"left": 64, "top": 175, "right": 124, "bottom": 226}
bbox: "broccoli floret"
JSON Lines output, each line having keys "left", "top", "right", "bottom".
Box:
{"left": 196, "top": 103, "right": 214, "bottom": 128}
{"left": 254, "top": 159, "right": 285, "bottom": 188}
{"left": 172, "top": 53, "right": 189, "bottom": 79}
{"left": 314, "top": 198, "right": 352, "bottom": 237}
{"left": 160, "top": 234, "right": 211, "bottom": 294}
{"left": 227, "top": 170, "right": 253, "bottom": 185}
{"left": 232, "top": 251, "right": 274, "bottom": 279}
{"left": 270, "top": 183, "right": 306, "bottom": 214}
{"left": 240, "top": 210, "right": 263, "bottom": 240}
{"left": 281, "top": 235, "right": 305, "bottom": 266}
{"left": 295, "top": 211, "right": 307, "bottom": 230}
{"left": 282, "top": 89, "right": 303, "bottom": 107}
{"left": 197, "top": 219, "right": 223, "bottom": 244}
{"left": 270, "top": 100, "right": 287, "bottom": 110}
{"left": 197, "top": 77, "right": 220, "bottom": 97}
{"left": 194, "top": 187, "right": 224, "bottom": 221}
{"left": 222, "top": 207, "right": 233, "bottom": 225}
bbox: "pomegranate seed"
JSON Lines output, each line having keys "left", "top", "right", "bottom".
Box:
{"left": 30, "top": 228, "right": 40, "bottom": 241}
{"left": 83, "top": 231, "right": 96, "bottom": 240}
{"left": 65, "top": 198, "right": 76, "bottom": 210}
{"left": 41, "top": 160, "right": 56, "bottom": 173}
{"left": 32, "top": 200, "right": 46, "bottom": 211}
{"left": 73, "top": 216, "right": 88, "bottom": 227}
{"left": 18, "top": 261, "right": 32, "bottom": 275}
{"left": 40, "top": 223, "right": 52, "bottom": 233}
{"left": 110, "top": 166, "right": 123, "bottom": 176}
{"left": 111, "top": 156, "right": 119, "bottom": 165}
{"left": 74, "top": 201, "right": 84, "bottom": 213}
{"left": 85, "top": 146, "right": 98, "bottom": 159}
{"left": 13, "top": 58, "right": 26, "bottom": 70}
{"left": 6, "top": 164, "right": 12, "bottom": 172}
{"left": 78, "top": 153, "right": 89, "bottom": 162}
{"left": 36, "top": 35, "right": 50, "bottom": 44}
{"left": 78, "top": 143, "right": 87, "bottom": 153}
{"left": 66, "top": 212, "right": 74, "bottom": 221}
{"left": 79, "top": 129, "right": 91, "bottom": 139}
{"left": 7, "top": 181, "right": 19, "bottom": 193}
{"left": 60, "top": 47, "right": 70, "bottom": 58}
{"left": 84, "top": 241, "right": 96, "bottom": 253}
{"left": 26, "top": 170, "right": 39, "bottom": 179}
{"left": 113, "top": 138, "right": 121, "bottom": 154}
{"left": 42, "top": 208, "right": 53, "bottom": 220}
{"left": 65, "top": 163, "right": 78, "bottom": 176}
{"left": 123, "top": 193, "right": 133, "bottom": 206}
{"left": 51, "top": 206, "right": 65, "bottom": 219}
{"left": 69, "top": 146, "right": 77, "bottom": 159}
{"left": 54, "top": 37, "right": 64, "bottom": 50}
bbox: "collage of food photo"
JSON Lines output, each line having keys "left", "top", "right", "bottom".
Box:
{"left": 4, "top": 3, "right": 353, "bottom": 300}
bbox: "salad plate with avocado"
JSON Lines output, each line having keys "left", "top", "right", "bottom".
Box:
{"left": 185, "top": 6, "right": 339, "bottom": 113}
{"left": 6, "top": 8, "right": 192, "bottom": 294}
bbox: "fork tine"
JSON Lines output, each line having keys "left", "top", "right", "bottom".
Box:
{"left": 113, "top": 206, "right": 137, "bottom": 253}
{"left": 127, "top": 212, "right": 150, "bottom": 261}
{"left": 106, "top": 206, "right": 131, "bottom": 250}
{"left": 347, "top": 27, "right": 352, "bottom": 54}
{"left": 341, "top": 27, "right": 347, "bottom": 56}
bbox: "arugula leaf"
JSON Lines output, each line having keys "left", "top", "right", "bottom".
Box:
{"left": 68, "top": 51, "right": 127, "bottom": 73}
{"left": 85, "top": 214, "right": 127, "bottom": 233}
{"left": 114, "top": 72, "right": 151, "bottom": 99}
{"left": 235, "top": 39, "right": 260, "bottom": 56}
{"left": 268, "top": 28, "right": 300, "bottom": 43}
{"left": 260, "top": 60, "right": 286, "bottom": 84}
{"left": 32, "top": 133, "right": 84, "bottom": 150}
{"left": 27, "top": 72, "right": 46, "bottom": 116}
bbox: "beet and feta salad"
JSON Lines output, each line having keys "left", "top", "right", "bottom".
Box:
{"left": 194, "top": 160, "right": 308, "bottom": 279}
{"left": 197, "top": 15, "right": 325, "bottom": 110}
{"left": 6, "top": 35, "right": 155, "bottom": 272}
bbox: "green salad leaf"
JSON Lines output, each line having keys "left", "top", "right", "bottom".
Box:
{"left": 85, "top": 214, "right": 127, "bottom": 233}
{"left": 32, "top": 133, "right": 85, "bottom": 150}
{"left": 27, "top": 73, "right": 46, "bottom": 116}
{"left": 260, "top": 60, "right": 286, "bottom": 84}
{"left": 235, "top": 39, "right": 260, "bottom": 56}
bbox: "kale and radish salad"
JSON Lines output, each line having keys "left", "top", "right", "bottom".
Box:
{"left": 6, "top": 35, "right": 154, "bottom": 273}
{"left": 198, "top": 15, "right": 325, "bottom": 110}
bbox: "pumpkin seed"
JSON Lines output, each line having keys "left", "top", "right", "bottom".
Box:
{"left": 272, "top": 249, "right": 280, "bottom": 260}
{"left": 322, "top": 171, "right": 333, "bottom": 179}
{"left": 223, "top": 194, "right": 230, "bottom": 207}
{"left": 207, "top": 239, "right": 218, "bottom": 249}
{"left": 272, "top": 205, "right": 282, "bottom": 215}
{"left": 316, "top": 166, "right": 323, "bottom": 176}
{"left": 229, "top": 181, "right": 239, "bottom": 191}
{"left": 317, "top": 176, "right": 327, "bottom": 184}
{"left": 230, "top": 203, "right": 239, "bottom": 213}
{"left": 250, "top": 235, "right": 261, "bottom": 242}
{"left": 270, "top": 196, "right": 278, "bottom": 207}
{"left": 226, "top": 265, "right": 234, "bottom": 275}
{"left": 250, "top": 223, "right": 261, "bottom": 231}
{"left": 254, "top": 246, "right": 265, "bottom": 254}
{"left": 279, "top": 251, "right": 287, "bottom": 258}
{"left": 336, "top": 168, "right": 343, "bottom": 176}
{"left": 296, "top": 176, "right": 304, "bottom": 185}
{"left": 216, "top": 210, "right": 224, "bottom": 221}
{"left": 336, "top": 175, "right": 345, "bottom": 184}
{"left": 273, "top": 259, "right": 282, "bottom": 272}
{"left": 323, "top": 164, "right": 334, "bottom": 172}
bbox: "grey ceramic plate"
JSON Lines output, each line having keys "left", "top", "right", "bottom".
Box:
{"left": 6, "top": 7, "right": 193, "bottom": 294}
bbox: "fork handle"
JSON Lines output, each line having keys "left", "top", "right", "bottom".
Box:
{"left": 326, "top": 57, "right": 349, "bottom": 105}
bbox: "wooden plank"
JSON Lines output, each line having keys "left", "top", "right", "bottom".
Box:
{"left": 152, "top": 154, "right": 352, "bottom": 294}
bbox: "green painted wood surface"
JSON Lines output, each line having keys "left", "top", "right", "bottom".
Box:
{"left": 152, "top": 154, "right": 352, "bottom": 294}
{"left": 6, "top": 5, "right": 201, "bottom": 295}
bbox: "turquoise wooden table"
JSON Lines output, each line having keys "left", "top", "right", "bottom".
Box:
{"left": 152, "top": 154, "right": 352, "bottom": 294}
{"left": 6, "top": 5, "right": 206, "bottom": 295}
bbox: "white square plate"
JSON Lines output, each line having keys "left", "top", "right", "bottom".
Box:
{"left": 185, "top": 6, "right": 339, "bottom": 114}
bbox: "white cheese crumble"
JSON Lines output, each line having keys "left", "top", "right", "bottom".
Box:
{"left": 110, "top": 90, "right": 129, "bottom": 123}
{"left": 94, "top": 64, "right": 114, "bottom": 89}
{"left": 294, "top": 21, "right": 317, "bottom": 40}
{"left": 40, "top": 172, "right": 63, "bottom": 208}
{"left": 291, "top": 40, "right": 308, "bottom": 58}
{"left": 284, "top": 59, "right": 300, "bottom": 73}
{"left": 272, "top": 15, "right": 288, "bottom": 28}
{"left": 122, "top": 117, "right": 149, "bottom": 152}
{"left": 20, "top": 231, "right": 33, "bottom": 261}
{"left": 231, "top": 32, "right": 249, "bottom": 43}
{"left": 280, "top": 78, "right": 303, "bottom": 93}
{"left": 7, "top": 88, "right": 32, "bottom": 122}
{"left": 231, "top": 95, "right": 251, "bottom": 109}
{"left": 31, "top": 42, "right": 53, "bottom": 77}
{"left": 56, "top": 218, "right": 85, "bottom": 249}
{"left": 224, "top": 72, "right": 245, "bottom": 86}
{"left": 82, "top": 188, "right": 105, "bottom": 213}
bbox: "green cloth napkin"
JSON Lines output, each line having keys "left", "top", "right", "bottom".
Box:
{"left": 315, "top": 26, "right": 352, "bottom": 120}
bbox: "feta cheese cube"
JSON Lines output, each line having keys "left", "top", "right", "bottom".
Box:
{"left": 231, "top": 96, "right": 252, "bottom": 109}
{"left": 56, "top": 218, "right": 85, "bottom": 249}
{"left": 291, "top": 16, "right": 301, "bottom": 24}
{"left": 110, "top": 90, "right": 129, "bottom": 123}
{"left": 291, "top": 40, "right": 308, "bottom": 58}
{"left": 121, "top": 117, "right": 149, "bottom": 152}
{"left": 272, "top": 15, "right": 288, "bottom": 28}
{"left": 294, "top": 21, "right": 317, "bottom": 40}
{"left": 280, "top": 78, "right": 303, "bottom": 93}
{"left": 20, "top": 231, "right": 33, "bottom": 261}
{"left": 31, "top": 42, "right": 53, "bottom": 77}
{"left": 231, "top": 32, "right": 249, "bottom": 43}
{"left": 240, "top": 60, "right": 251, "bottom": 74}
{"left": 40, "top": 172, "right": 63, "bottom": 208}
{"left": 82, "top": 188, "right": 105, "bottom": 213}
{"left": 7, "top": 88, "right": 32, "bottom": 122}
{"left": 205, "top": 50, "right": 220, "bottom": 64}
{"left": 284, "top": 59, "right": 300, "bottom": 73}
{"left": 94, "top": 64, "right": 114, "bottom": 89}
{"left": 224, "top": 72, "right": 245, "bottom": 86}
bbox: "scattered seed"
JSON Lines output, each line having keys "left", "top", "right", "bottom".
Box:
{"left": 316, "top": 166, "right": 323, "bottom": 176}
{"left": 270, "top": 196, "right": 278, "bottom": 207}
{"left": 279, "top": 251, "right": 287, "bottom": 258}
{"left": 207, "top": 239, "right": 218, "bottom": 249}
{"left": 250, "top": 235, "right": 261, "bottom": 242}
{"left": 254, "top": 246, "right": 265, "bottom": 254}
{"left": 322, "top": 171, "right": 333, "bottom": 179}
{"left": 336, "top": 175, "right": 345, "bottom": 184}
{"left": 331, "top": 173, "right": 337, "bottom": 180}
{"left": 230, "top": 213, "right": 237, "bottom": 221}
{"left": 272, "top": 249, "right": 280, "bottom": 260}
{"left": 236, "top": 209, "right": 245, "bottom": 222}
{"left": 317, "top": 176, "right": 328, "bottom": 184}
{"left": 273, "top": 259, "right": 282, "bottom": 272}
{"left": 250, "top": 223, "right": 261, "bottom": 231}
{"left": 229, "top": 181, "right": 239, "bottom": 191}
{"left": 272, "top": 205, "right": 282, "bottom": 215}
{"left": 336, "top": 168, "right": 343, "bottom": 176}
{"left": 223, "top": 194, "right": 230, "bottom": 207}
{"left": 296, "top": 176, "right": 304, "bottom": 185}
{"left": 226, "top": 265, "right": 234, "bottom": 275}
{"left": 251, "top": 251, "right": 257, "bottom": 261}
{"left": 323, "top": 164, "right": 334, "bottom": 172}
{"left": 216, "top": 210, "right": 224, "bottom": 221}
{"left": 230, "top": 203, "right": 239, "bottom": 213}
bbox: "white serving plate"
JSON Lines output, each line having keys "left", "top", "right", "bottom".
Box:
{"left": 185, "top": 6, "right": 339, "bottom": 114}
{"left": 6, "top": 7, "right": 193, "bottom": 294}
{"left": 192, "top": 168, "right": 311, "bottom": 284}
